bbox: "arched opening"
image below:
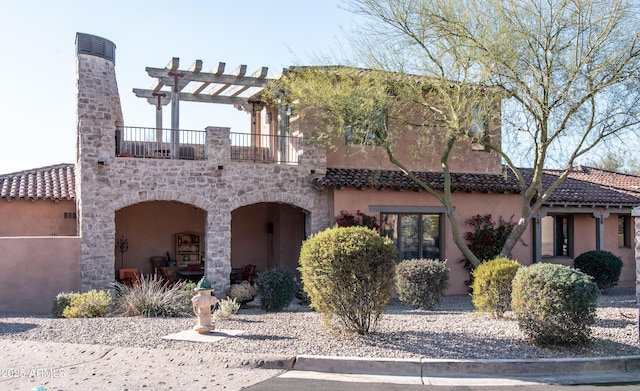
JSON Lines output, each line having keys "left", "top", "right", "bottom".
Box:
{"left": 231, "top": 202, "right": 306, "bottom": 280}
{"left": 114, "top": 201, "right": 206, "bottom": 279}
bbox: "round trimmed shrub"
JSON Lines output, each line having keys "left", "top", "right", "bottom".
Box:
{"left": 256, "top": 268, "right": 296, "bottom": 312}
{"left": 511, "top": 263, "right": 599, "bottom": 345}
{"left": 52, "top": 292, "right": 79, "bottom": 318}
{"left": 299, "top": 226, "right": 396, "bottom": 334}
{"left": 471, "top": 257, "right": 521, "bottom": 318}
{"left": 395, "top": 259, "right": 449, "bottom": 310}
{"left": 574, "top": 250, "right": 623, "bottom": 291}
{"left": 62, "top": 290, "right": 112, "bottom": 318}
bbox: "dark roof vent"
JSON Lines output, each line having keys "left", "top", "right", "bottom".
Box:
{"left": 75, "top": 33, "right": 116, "bottom": 64}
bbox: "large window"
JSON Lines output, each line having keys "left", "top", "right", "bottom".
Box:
{"left": 380, "top": 213, "right": 442, "bottom": 260}
{"left": 541, "top": 215, "right": 573, "bottom": 257}
{"left": 619, "top": 215, "right": 631, "bottom": 248}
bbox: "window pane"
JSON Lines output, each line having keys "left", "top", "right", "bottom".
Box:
{"left": 400, "top": 214, "right": 420, "bottom": 260}
{"left": 555, "top": 216, "right": 569, "bottom": 256}
{"left": 380, "top": 214, "right": 397, "bottom": 241}
{"left": 540, "top": 216, "right": 554, "bottom": 256}
{"left": 619, "top": 215, "right": 631, "bottom": 248}
{"left": 421, "top": 215, "right": 440, "bottom": 259}
{"left": 619, "top": 216, "right": 625, "bottom": 247}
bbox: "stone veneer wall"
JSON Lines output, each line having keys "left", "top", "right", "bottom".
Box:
{"left": 76, "top": 37, "right": 330, "bottom": 293}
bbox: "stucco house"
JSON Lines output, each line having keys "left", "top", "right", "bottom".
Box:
{"left": 0, "top": 33, "right": 638, "bottom": 312}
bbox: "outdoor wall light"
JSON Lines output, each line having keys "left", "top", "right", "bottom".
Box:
{"left": 98, "top": 150, "right": 109, "bottom": 166}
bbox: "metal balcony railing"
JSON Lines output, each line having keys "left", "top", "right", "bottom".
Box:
{"left": 116, "top": 126, "right": 206, "bottom": 160}
{"left": 230, "top": 132, "right": 301, "bottom": 164}
{"left": 115, "top": 126, "right": 301, "bottom": 164}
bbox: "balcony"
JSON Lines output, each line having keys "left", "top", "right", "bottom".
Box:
{"left": 116, "top": 126, "right": 301, "bottom": 164}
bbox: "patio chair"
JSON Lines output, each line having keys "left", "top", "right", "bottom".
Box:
{"left": 118, "top": 268, "right": 141, "bottom": 287}
{"left": 159, "top": 267, "right": 176, "bottom": 287}
{"left": 232, "top": 264, "right": 256, "bottom": 284}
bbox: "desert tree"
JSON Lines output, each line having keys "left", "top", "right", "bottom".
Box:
{"left": 266, "top": 0, "right": 640, "bottom": 266}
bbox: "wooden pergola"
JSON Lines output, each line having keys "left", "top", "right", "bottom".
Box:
{"left": 133, "top": 58, "right": 272, "bottom": 158}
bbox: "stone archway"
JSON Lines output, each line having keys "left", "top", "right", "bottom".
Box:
{"left": 114, "top": 201, "right": 206, "bottom": 276}
{"left": 231, "top": 202, "right": 307, "bottom": 277}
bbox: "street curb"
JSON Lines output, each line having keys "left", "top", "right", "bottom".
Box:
{"left": 294, "top": 355, "right": 422, "bottom": 376}
{"left": 421, "top": 356, "right": 640, "bottom": 376}
{"left": 288, "top": 354, "right": 640, "bottom": 383}
{"left": 257, "top": 355, "right": 297, "bottom": 370}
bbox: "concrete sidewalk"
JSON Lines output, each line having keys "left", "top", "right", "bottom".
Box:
{"left": 0, "top": 339, "right": 291, "bottom": 390}
{"left": 2, "top": 338, "right": 640, "bottom": 390}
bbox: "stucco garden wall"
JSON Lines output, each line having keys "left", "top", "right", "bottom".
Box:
{"left": 0, "top": 236, "right": 80, "bottom": 313}
{"left": 0, "top": 199, "right": 77, "bottom": 236}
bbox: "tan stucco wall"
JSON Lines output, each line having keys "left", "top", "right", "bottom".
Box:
{"left": 326, "top": 135, "right": 501, "bottom": 174}
{"left": 292, "top": 86, "right": 503, "bottom": 174}
{"left": 0, "top": 199, "right": 77, "bottom": 236}
{"left": 330, "top": 188, "right": 531, "bottom": 295}
{"left": 0, "top": 236, "right": 80, "bottom": 314}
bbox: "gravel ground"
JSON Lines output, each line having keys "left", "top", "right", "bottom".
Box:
{"left": 1, "top": 287, "right": 638, "bottom": 360}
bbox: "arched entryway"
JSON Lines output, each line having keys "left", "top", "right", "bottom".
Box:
{"left": 114, "top": 201, "right": 206, "bottom": 277}
{"left": 231, "top": 203, "right": 306, "bottom": 277}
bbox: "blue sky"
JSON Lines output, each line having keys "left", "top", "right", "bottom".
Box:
{"left": 0, "top": 0, "right": 358, "bottom": 174}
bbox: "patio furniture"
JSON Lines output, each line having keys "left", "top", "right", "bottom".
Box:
{"left": 231, "top": 264, "right": 256, "bottom": 284}
{"left": 118, "top": 268, "right": 141, "bottom": 287}
{"left": 159, "top": 267, "right": 176, "bottom": 287}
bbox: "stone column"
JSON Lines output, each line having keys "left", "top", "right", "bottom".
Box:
{"left": 76, "top": 33, "right": 123, "bottom": 291}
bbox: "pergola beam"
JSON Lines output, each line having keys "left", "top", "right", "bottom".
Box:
{"left": 226, "top": 67, "right": 269, "bottom": 98}
{"left": 134, "top": 58, "right": 273, "bottom": 123}
{"left": 134, "top": 88, "right": 261, "bottom": 106}
{"left": 191, "top": 62, "right": 226, "bottom": 94}
{"left": 145, "top": 66, "right": 269, "bottom": 88}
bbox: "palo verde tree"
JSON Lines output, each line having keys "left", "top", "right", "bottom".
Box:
{"left": 265, "top": 0, "right": 640, "bottom": 266}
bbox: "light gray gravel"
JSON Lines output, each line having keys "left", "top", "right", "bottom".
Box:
{"left": 1, "top": 288, "right": 638, "bottom": 360}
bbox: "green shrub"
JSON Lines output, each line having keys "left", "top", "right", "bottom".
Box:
{"left": 62, "top": 290, "right": 112, "bottom": 318}
{"left": 574, "top": 250, "right": 623, "bottom": 291}
{"left": 511, "top": 263, "right": 599, "bottom": 345}
{"left": 257, "top": 268, "right": 297, "bottom": 312}
{"left": 52, "top": 292, "right": 79, "bottom": 318}
{"left": 113, "top": 277, "right": 193, "bottom": 317}
{"left": 471, "top": 257, "right": 521, "bottom": 318}
{"left": 395, "top": 259, "right": 449, "bottom": 310}
{"left": 213, "top": 298, "right": 241, "bottom": 320}
{"left": 299, "top": 226, "right": 397, "bottom": 334}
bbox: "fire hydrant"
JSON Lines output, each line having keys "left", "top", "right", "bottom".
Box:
{"left": 191, "top": 277, "right": 219, "bottom": 334}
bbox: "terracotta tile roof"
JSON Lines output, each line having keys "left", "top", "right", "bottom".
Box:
{"left": 0, "top": 163, "right": 76, "bottom": 201}
{"left": 313, "top": 168, "right": 521, "bottom": 193}
{"left": 540, "top": 173, "right": 640, "bottom": 205}
{"left": 315, "top": 167, "right": 640, "bottom": 207}
{"left": 559, "top": 166, "right": 640, "bottom": 194}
